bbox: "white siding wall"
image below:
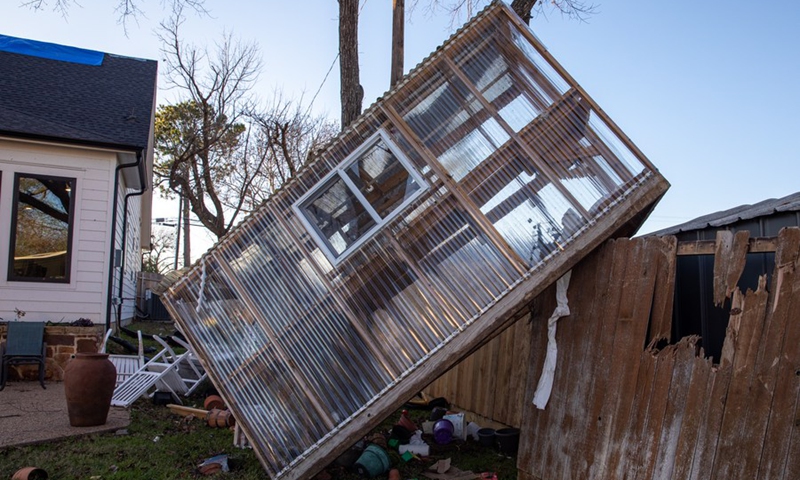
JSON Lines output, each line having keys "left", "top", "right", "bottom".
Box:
{"left": 0, "top": 139, "right": 140, "bottom": 325}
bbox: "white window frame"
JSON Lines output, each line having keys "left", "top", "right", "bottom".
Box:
{"left": 293, "top": 129, "right": 428, "bottom": 266}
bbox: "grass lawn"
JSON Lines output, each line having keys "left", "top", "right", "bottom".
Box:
{"left": 0, "top": 321, "right": 518, "bottom": 479}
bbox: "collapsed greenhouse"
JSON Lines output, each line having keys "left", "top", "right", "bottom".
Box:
{"left": 162, "top": 2, "right": 669, "bottom": 478}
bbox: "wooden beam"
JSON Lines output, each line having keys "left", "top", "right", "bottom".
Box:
{"left": 675, "top": 236, "right": 779, "bottom": 256}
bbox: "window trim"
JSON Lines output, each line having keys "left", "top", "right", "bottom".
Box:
{"left": 293, "top": 129, "right": 428, "bottom": 266}
{"left": 8, "top": 172, "right": 76, "bottom": 283}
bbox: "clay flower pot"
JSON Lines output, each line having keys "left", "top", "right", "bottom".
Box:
{"left": 11, "top": 467, "right": 48, "bottom": 480}
{"left": 63, "top": 353, "right": 116, "bottom": 427}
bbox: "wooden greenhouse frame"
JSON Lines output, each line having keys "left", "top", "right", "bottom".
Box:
{"left": 162, "top": 2, "right": 670, "bottom": 478}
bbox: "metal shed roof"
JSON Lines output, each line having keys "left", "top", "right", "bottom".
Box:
{"left": 650, "top": 191, "right": 800, "bottom": 236}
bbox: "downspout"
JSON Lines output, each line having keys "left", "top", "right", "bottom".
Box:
{"left": 105, "top": 150, "right": 145, "bottom": 331}
{"left": 116, "top": 164, "right": 148, "bottom": 330}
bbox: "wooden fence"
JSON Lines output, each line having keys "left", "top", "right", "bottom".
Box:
{"left": 424, "top": 310, "right": 534, "bottom": 427}
{"left": 426, "top": 228, "right": 800, "bottom": 479}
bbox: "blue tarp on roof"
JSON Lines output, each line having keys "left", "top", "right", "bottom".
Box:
{"left": 0, "top": 34, "right": 103, "bottom": 65}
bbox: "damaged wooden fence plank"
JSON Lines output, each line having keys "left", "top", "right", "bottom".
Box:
{"left": 687, "top": 362, "right": 733, "bottom": 480}
{"left": 490, "top": 322, "right": 513, "bottom": 422}
{"left": 712, "top": 230, "right": 750, "bottom": 307}
{"left": 652, "top": 338, "right": 700, "bottom": 479}
{"left": 711, "top": 277, "right": 769, "bottom": 480}
{"left": 517, "top": 283, "right": 553, "bottom": 480}
{"left": 736, "top": 228, "right": 798, "bottom": 479}
{"left": 647, "top": 235, "right": 678, "bottom": 344}
{"left": 636, "top": 341, "right": 678, "bottom": 480}
{"left": 670, "top": 347, "right": 711, "bottom": 480}
{"left": 615, "top": 237, "right": 677, "bottom": 479}
{"left": 562, "top": 242, "right": 618, "bottom": 478}
{"left": 503, "top": 317, "right": 534, "bottom": 427}
{"left": 617, "top": 343, "right": 657, "bottom": 480}
{"left": 757, "top": 228, "right": 800, "bottom": 480}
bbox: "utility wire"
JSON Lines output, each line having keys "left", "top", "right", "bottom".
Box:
{"left": 304, "top": 0, "right": 370, "bottom": 118}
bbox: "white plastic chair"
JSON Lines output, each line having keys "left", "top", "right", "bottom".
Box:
{"left": 111, "top": 335, "right": 188, "bottom": 407}
{"left": 167, "top": 336, "right": 208, "bottom": 396}
{"left": 99, "top": 329, "right": 145, "bottom": 387}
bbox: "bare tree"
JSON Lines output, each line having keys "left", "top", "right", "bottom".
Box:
{"left": 19, "top": 0, "right": 207, "bottom": 33}
{"left": 413, "top": 0, "right": 596, "bottom": 25}
{"left": 232, "top": 99, "right": 338, "bottom": 212}
{"left": 142, "top": 229, "right": 176, "bottom": 274}
{"left": 156, "top": 12, "right": 337, "bottom": 244}
{"left": 154, "top": 9, "right": 260, "bottom": 241}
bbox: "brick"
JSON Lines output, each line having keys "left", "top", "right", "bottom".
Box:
{"left": 57, "top": 345, "right": 76, "bottom": 355}
{"left": 54, "top": 352, "right": 73, "bottom": 366}
{"left": 76, "top": 338, "right": 99, "bottom": 353}
{"left": 46, "top": 334, "right": 75, "bottom": 346}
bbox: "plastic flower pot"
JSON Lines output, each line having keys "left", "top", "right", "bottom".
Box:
{"left": 477, "top": 427, "right": 496, "bottom": 448}
{"left": 496, "top": 427, "right": 520, "bottom": 455}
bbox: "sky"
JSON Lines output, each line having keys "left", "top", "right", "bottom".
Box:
{"left": 1, "top": 0, "right": 798, "bottom": 258}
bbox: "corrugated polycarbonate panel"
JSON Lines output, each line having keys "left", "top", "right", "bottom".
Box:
{"left": 163, "top": 3, "right": 661, "bottom": 478}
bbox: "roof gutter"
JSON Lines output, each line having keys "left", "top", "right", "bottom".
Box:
{"left": 105, "top": 149, "right": 147, "bottom": 331}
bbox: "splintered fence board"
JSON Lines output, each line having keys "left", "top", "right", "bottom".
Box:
{"left": 757, "top": 228, "right": 800, "bottom": 480}
{"left": 647, "top": 235, "right": 678, "bottom": 344}
{"left": 516, "top": 228, "right": 800, "bottom": 480}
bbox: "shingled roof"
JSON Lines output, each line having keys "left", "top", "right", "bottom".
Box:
{"left": 0, "top": 34, "right": 157, "bottom": 151}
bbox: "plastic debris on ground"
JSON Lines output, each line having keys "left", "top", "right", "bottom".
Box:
{"left": 422, "top": 458, "right": 479, "bottom": 480}
{"left": 399, "top": 431, "right": 430, "bottom": 456}
{"left": 198, "top": 454, "right": 229, "bottom": 475}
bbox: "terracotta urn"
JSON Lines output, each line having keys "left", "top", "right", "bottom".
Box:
{"left": 63, "top": 353, "right": 116, "bottom": 427}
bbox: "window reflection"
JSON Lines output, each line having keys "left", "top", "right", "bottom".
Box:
{"left": 9, "top": 174, "right": 75, "bottom": 282}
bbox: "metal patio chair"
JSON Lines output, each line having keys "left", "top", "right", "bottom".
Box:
{"left": 0, "top": 321, "right": 47, "bottom": 391}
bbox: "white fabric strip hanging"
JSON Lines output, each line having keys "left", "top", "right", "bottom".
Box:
{"left": 533, "top": 270, "right": 572, "bottom": 409}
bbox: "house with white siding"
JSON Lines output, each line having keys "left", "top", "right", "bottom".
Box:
{"left": 0, "top": 35, "right": 157, "bottom": 329}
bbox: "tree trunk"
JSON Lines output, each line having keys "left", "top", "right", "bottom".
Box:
{"left": 511, "top": 0, "right": 538, "bottom": 24}
{"left": 339, "top": 0, "right": 363, "bottom": 129}
{"left": 182, "top": 192, "right": 192, "bottom": 267}
{"left": 390, "top": 0, "right": 405, "bottom": 87}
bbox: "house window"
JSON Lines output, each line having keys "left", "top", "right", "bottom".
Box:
{"left": 8, "top": 173, "right": 76, "bottom": 283}
{"left": 295, "top": 130, "right": 427, "bottom": 264}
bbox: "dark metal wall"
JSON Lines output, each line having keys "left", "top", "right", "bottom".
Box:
{"left": 671, "top": 211, "right": 799, "bottom": 361}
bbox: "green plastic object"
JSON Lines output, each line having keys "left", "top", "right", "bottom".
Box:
{"left": 354, "top": 444, "right": 391, "bottom": 477}
{"left": 388, "top": 438, "right": 400, "bottom": 449}
{"left": 401, "top": 451, "right": 415, "bottom": 462}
